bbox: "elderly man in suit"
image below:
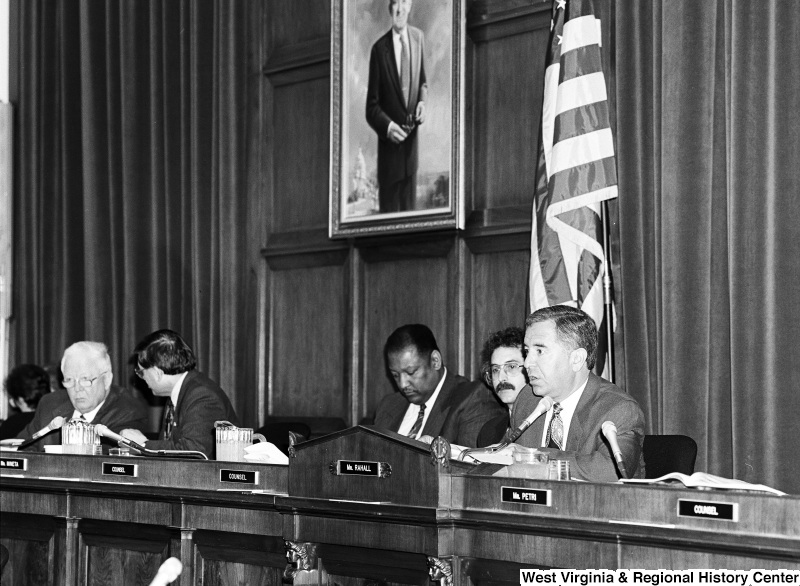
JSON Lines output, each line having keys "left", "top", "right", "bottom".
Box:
{"left": 17, "top": 341, "right": 148, "bottom": 451}
{"left": 366, "top": 0, "right": 427, "bottom": 213}
{"left": 374, "top": 324, "right": 506, "bottom": 448}
{"left": 511, "top": 305, "right": 646, "bottom": 481}
{"left": 121, "top": 329, "right": 239, "bottom": 458}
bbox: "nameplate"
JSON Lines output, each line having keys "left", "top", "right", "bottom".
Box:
{"left": 219, "top": 469, "right": 259, "bottom": 484}
{"left": 0, "top": 457, "right": 28, "bottom": 471}
{"left": 329, "top": 460, "right": 392, "bottom": 478}
{"left": 102, "top": 462, "right": 138, "bottom": 477}
{"left": 677, "top": 499, "right": 738, "bottom": 522}
{"left": 501, "top": 486, "right": 551, "bottom": 506}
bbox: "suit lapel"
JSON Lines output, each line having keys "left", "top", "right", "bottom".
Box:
{"left": 566, "top": 374, "right": 599, "bottom": 450}
{"left": 381, "top": 31, "right": 405, "bottom": 107}
{"left": 421, "top": 371, "right": 453, "bottom": 437}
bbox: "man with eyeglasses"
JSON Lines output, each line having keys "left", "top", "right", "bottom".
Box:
{"left": 17, "top": 341, "right": 148, "bottom": 451}
{"left": 475, "top": 327, "right": 527, "bottom": 446}
{"left": 373, "top": 324, "right": 505, "bottom": 448}
{"left": 120, "top": 329, "right": 239, "bottom": 458}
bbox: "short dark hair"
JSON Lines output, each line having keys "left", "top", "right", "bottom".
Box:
{"left": 526, "top": 305, "right": 598, "bottom": 370}
{"left": 4, "top": 364, "right": 50, "bottom": 408}
{"left": 384, "top": 324, "right": 439, "bottom": 359}
{"left": 134, "top": 329, "right": 197, "bottom": 375}
{"left": 479, "top": 326, "right": 525, "bottom": 376}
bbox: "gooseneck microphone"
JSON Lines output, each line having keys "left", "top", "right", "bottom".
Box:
{"left": 94, "top": 424, "right": 209, "bottom": 460}
{"left": 505, "top": 396, "right": 555, "bottom": 443}
{"left": 458, "top": 396, "right": 554, "bottom": 462}
{"left": 148, "top": 557, "right": 183, "bottom": 586}
{"left": 601, "top": 421, "right": 628, "bottom": 479}
{"left": 17, "top": 416, "right": 66, "bottom": 450}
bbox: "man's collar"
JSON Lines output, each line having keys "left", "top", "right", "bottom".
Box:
{"left": 170, "top": 372, "right": 189, "bottom": 406}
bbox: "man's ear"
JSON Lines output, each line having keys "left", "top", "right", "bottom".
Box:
{"left": 103, "top": 370, "right": 114, "bottom": 390}
{"left": 430, "top": 350, "right": 443, "bottom": 370}
{"left": 570, "top": 348, "right": 588, "bottom": 372}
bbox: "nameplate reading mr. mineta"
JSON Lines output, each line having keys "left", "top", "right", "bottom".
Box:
{"left": 677, "top": 499, "right": 738, "bottom": 522}
{"left": 501, "top": 486, "right": 551, "bottom": 506}
{"left": 0, "top": 457, "right": 28, "bottom": 471}
{"left": 102, "top": 462, "right": 138, "bottom": 477}
{"left": 219, "top": 469, "right": 259, "bottom": 484}
{"left": 329, "top": 460, "right": 392, "bottom": 478}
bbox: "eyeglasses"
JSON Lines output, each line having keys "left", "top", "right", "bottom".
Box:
{"left": 63, "top": 371, "right": 108, "bottom": 388}
{"left": 488, "top": 362, "right": 524, "bottom": 378}
{"left": 134, "top": 365, "right": 145, "bottom": 378}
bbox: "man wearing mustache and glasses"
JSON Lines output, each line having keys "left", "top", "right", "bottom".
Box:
{"left": 475, "top": 326, "right": 528, "bottom": 446}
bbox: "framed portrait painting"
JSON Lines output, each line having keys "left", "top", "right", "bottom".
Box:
{"left": 329, "top": 0, "right": 465, "bottom": 238}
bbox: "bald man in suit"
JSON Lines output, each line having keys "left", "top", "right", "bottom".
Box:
{"left": 366, "top": 0, "right": 427, "bottom": 213}
{"left": 374, "top": 324, "right": 506, "bottom": 448}
{"left": 18, "top": 341, "right": 148, "bottom": 451}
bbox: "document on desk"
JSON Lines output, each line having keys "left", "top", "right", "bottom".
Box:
{"left": 620, "top": 472, "right": 786, "bottom": 496}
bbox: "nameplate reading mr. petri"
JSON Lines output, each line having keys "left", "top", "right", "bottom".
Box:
{"left": 501, "top": 486, "right": 551, "bottom": 506}
{"left": 329, "top": 460, "right": 392, "bottom": 478}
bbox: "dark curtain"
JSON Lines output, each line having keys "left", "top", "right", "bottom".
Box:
{"left": 10, "top": 1, "right": 263, "bottom": 423}
{"left": 615, "top": 0, "right": 800, "bottom": 494}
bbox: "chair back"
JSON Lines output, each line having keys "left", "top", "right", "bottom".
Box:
{"left": 642, "top": 434, "right": 698, "bottom": 479}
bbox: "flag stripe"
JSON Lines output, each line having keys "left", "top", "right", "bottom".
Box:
{"left": 548, "top": 157, "right": 617, "bottom": 202}
{"left": 556, "top": 73, "right": 607, "bottom": 115}
{"left": 560, "top": 46, "right": 602, "bottom": 83}
{"left": 552, "top": 101, "right": 610, "bottom": 144}
{"left": 561, "top": 15, "right": 601, "bottom": 54}
{"left": 549, "top": 128, "right": 615, "bottom": 176}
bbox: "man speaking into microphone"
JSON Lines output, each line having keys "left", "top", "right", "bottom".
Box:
{"left": 510, "top": 305, "right": 646, "bottom": 481}
{"left": 17, "top": 341, "right": 148, "bottom": 451}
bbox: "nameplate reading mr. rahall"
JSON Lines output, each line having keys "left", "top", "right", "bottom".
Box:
{"left": 102, "top": 462, "right": 138, "bottom": 477}
{"left": 219, "top": 469, "right": 259, "bottom": 484}
{"left": 337, "top": 460, "right": 379, "bottom": 476}
{"left": 0, "top": 457, "right": 28, "bottom": 471}
{"left": 501, "top": 486, "right": 551, "bottom": 506}
{"left": 677, "top": 499, "right": 738, "bottom": 522}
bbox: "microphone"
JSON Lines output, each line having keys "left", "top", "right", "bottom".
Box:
{"left": 457, "top": 396, "right": 554, "bottom": 462}
{"left": 17, "top": 416, "right": 66, "bottom": 450}
{"left": 95, "top": 424, "right": 148, "bottom": 452}
{"left": 601, "top": 421, "right": 629, "bottom": 479}
{"left": 506, "top": 396, "right": 555, "bottom": 443}
{"left": 148, "top": 557, "right": 182, "bottom": 586}
{"left": 95, "top": 424, "right": 209, "bottom": 460}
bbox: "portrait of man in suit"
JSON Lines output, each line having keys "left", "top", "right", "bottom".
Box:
{"left": 366, "top": 0, "right": 427, "bottom": 213}
{"left": 333, "top": 0, "right": 456, "bottom": 231}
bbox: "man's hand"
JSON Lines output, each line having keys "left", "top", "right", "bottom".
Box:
{"left": 415, "top": 101, "right": 426, "bottom": 125}
{"left": 387, "top": 121, "right": 408, "bottom": 144}
{"left": 120, "top": 428, "right": 149, "bottom": 445}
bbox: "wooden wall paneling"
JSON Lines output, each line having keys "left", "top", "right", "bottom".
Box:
{"left": 357, "top": 235, "right": 460, "bottom": 420}
{"left": 468, "top": 247, "right": 530, "bottom": 380}
{"left": 266, "top": 0, "right": 330, "bottom": 52}
{"left": 0, "top": 513, "right": 58, "bottom": 586}
{"left": 267, "top": 252, "right": 350, "bottom": 421}
{"left": 468, "top": 4, "right": 550, "bottom": 214}
{"left": 193, "top": 531, "right": 285, "bottom": 586}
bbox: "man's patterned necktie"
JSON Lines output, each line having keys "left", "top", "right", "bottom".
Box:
{"left": 546, "top": 402, "right": 564, "bottom": 450}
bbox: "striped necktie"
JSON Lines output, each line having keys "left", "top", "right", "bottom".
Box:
{"left": 546, "top": 403, "right": 564, "bottom": 450}
{"left": 406, "top": 404, "right": 426, "bottom": 439}
{"left": 164, "top": 400, "right": 175, "bottom": 440}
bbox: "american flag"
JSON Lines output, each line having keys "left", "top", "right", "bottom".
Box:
{"left": 529, "top": 0, "right": 617, "bottom": 374}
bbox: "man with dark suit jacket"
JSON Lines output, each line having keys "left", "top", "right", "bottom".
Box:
{"left": 366, "top": 0, "right": 427, "bottom": 213}
{"left": 374, "top": 324, "right": 506, "bottom": 448}
{"left": 17, "top": 342, "right": 148, "bottom": 451}
{"left": 511, "top": 305, "right": 646, "bottom": 481}
{"left": 121, "top": 329, "right": 239, "bottom": 458}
